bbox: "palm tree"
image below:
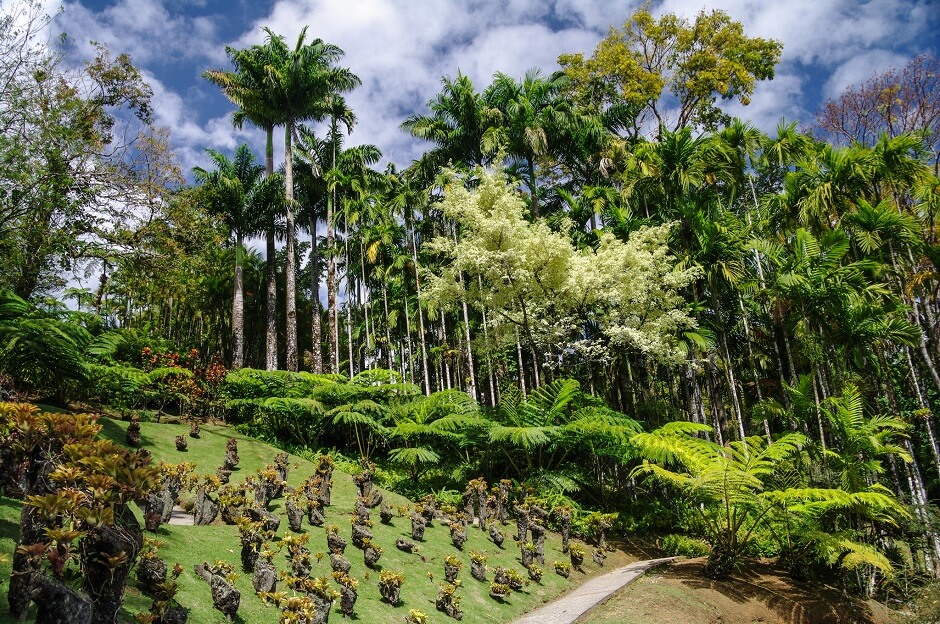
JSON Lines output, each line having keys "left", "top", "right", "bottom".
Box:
{"left": 260, "top": 27, "right": 361, "bottom": 372}
{"left": 483, "top": 69, "right": 577, "bottom": 219}
{"left": 205, "top": 42, "right": 283, "bottom": 371}
{"left": 193, "top": 144, "right": 281, "bottom": 369}
{"left": 401, "top": 72, "right": 494, "bottom": 176}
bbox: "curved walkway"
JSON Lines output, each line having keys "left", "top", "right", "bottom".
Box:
{"left": 511, "top": 557, "right": 677, "bottom": 624}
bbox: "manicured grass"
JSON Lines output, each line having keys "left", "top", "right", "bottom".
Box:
{"left": 0, "top": 416, "right": 615, "bottom": 624}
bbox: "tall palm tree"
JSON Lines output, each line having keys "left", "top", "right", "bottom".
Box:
{"left": 401, "top": 72, "right": 494, "bottom": 176}
{"left": 193, "top": 144, "right": 281, "bottom": 369}
{"left": 483, "top": 69, "right": 577, "bottom": 219}
{"left": 205, "top": 42, "right": 283, "bottom": 371}
{"left": 260, "top": 27, "right": 361, "bottom": 372}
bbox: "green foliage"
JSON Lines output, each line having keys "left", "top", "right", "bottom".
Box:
{"left": 0, "top": 291, "right": 90, "bottom": 398}
{"left": 662, "top": 534, "right": 711, "bottom": 558}
{"left": 558, "top": 6, "right": 782, "bottom": 133}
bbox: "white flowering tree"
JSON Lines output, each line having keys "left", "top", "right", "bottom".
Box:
{"left": 423, "top": 169, "right": 700, "bottom": 378}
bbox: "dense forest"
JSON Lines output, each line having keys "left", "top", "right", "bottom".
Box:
{"left": 3, "top": 0, "right": 940, "bottom": 612}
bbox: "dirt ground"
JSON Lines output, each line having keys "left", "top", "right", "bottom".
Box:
{"left": 577, "top": 558, "right": 896, "bottom": 624}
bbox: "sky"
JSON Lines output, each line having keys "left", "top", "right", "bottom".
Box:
{"left": 43, "top": 0, "right": 940, "bottom": 176}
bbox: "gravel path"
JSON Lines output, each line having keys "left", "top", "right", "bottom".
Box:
{"left": 511, "top": 557, "right": 677, "bottom": 624}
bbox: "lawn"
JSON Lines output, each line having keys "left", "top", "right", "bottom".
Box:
{"left": 0, "top": 415, "right": 620, "bottom": 624}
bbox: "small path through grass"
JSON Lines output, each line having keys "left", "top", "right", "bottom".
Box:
{"left": 511, "top": 557, "right": 677, "bottom": 624}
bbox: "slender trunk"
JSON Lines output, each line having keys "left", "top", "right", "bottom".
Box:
{"left": 906, "top": 346, "right": 940, "bottom": 480}
{"left": 739, "top": 299, "right": 772, "bottom": 442}
{"left": 284, "top": 124, "right": 298, "bottom": 372}
{"left": 403, "top": 291, "right": 415, "bottom": 384}
{"left": 515, "top": 326, "right": 526, "bottom": 396}
{"left": 527, "top": 156, "right": 538, "bottom": 219}
{"left": 382, "top": 284, "right": 393, "bottom": 372}
{"left": 345, "top": 218, "right": 354, "bottom": 378}
{"left": 232, "top": 232, "right": 244, "bottom": 369}
{"left": 327, "top": 142, "right": 339, "bottom": 373}
{"left": 265, "top": 127, "right": 277, "bottom": 370}
{"left": 359, "top": 237, "right": 372, "bottom": 366}
{"left": 411, "top": 226, "right": 430, "bottom": 395}
{"left": 479, "top": 276, "right": 496, "bottom": 407}
{"left": 719, "top": 324, "right": 747, "bottom": 453}
{"left": 310, "top": 211, "right": 322, "bottom": 373}
{"left": 440, "top": 315, "right": 451, "bottom": 391}
{"left": 452, "top": 227, "right": 477, "bottom": 400}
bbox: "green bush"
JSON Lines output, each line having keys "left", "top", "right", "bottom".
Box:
{"left": 661, "top": 534, "right": 711, "bottom": 558}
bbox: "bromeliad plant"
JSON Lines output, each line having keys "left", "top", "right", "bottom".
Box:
{"left": 2, "top": 403, "right": 161, "bottom": 624}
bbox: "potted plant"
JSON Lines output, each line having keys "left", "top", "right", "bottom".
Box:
{"left": 443, "top": 554, "right": 462, "bottom": 583}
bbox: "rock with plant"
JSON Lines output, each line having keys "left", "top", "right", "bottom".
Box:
{"left": 443, "top": 554, "right": 462, "bottom": 583}
{"left": 329, "top": 552, "right": 351, "bottom": 574}
{"left": 3, "top": 404, "right": 161, "bottom": 624}
{"left": 223, "top": 438, "right": 239, "bottom": 470}
{"left": 379, "top": 501, "right": 394, "bottom": 524}
{"left": 449, "top": 520, "right": 467, "bottom": 550}
{"left": 568, "top": 543, "right": 585, "bottom": 571}
{"left": 488, "top": 581, "right": 511, "bottom": 601}
{"left": 192, "top": 475, "right": 221, "bottom": 526}
{"left": 378, "top": 570, "right": 404, "bottom": 605}
{"left": 436, "top": 581, "right": 463, "bottom": 619}
{"left": 553, "top": 560, "right": 571, "bottom": 578}
{"left": 332, "top": 571, "right": 358, "bottom": 618}
{"left": 251, "top": 547, "right": 278, "bottom": 594}
{"left": 469, "top": 551, "right": 487, "bottom": 581}
{"left": 410, "top": 512, "right": 427, "bottom": 541}
{"left": 194, "top": 561, "right": 240, "bottom": 623}
{"left": 325, "top": 524, "right": 347, "bottom": 555}
{"left": 174, "top": 434, "right": 187, "bottom": 451}
{"left": 488, "top": 523, "right": 505, "bottom": 548}
{"left": 363, "top": 538, "right": 383, "bottom": 568}
{"left": 137, "top": 538, "right": 169, "bottom": 593}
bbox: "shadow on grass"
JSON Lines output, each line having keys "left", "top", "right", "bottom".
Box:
{"left": 97, "top": 416, "right": 155, "bottom": 450}
{"left": 669, "top": 559, "right": 878, "bottom": 624}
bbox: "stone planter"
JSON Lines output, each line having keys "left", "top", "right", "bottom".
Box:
{"left": 450, "top": 524, "right": 467, "bottom": 550}
{"left": 395, "top": 537, "right": 416, "bottom": 553}
{"left": 175, "top": 435, "right": 187, "bottom": 451}
{"left": 285, "top": 499, "right": 304, "bottom": 532}
{"left": 327, "top": 531, "right": 347, "bottom": 555}
{"left": 364, "top": 545, "right": 382, "bottom": 568}
{"left": 351, "top": 523, "right": 373, "bottom": 549}
{"left": 136, "top": 556, "right": 168, "bottom": 591}
{"left": 379, "top": 502, "right": 394, "bottom": 524}
{"left": 378, "top": 582, "right": 400, "bottom": 605}
{"left": 252, "top": 559, "right": 277, "bottom": 594}
{"left": 330, "top": 553, "right": 351, "bottom": 574}
{"left": 193, "top": 487, "right": 219, "bottom": 526}
{"left": 444, "top": 562, "right": 460, "bottom": 583}
{"left": 189, "top": 421, "right": 200, "bottom": 438}
{"left": 488, "top": 524, "right": 504, "bottom": 548}
{"left": 411, "top": 514, "right": 426, "bottom": 541}
{"left": 307, "top": 502, "right": 325, "bottom": 527}
{"left": 339, "top": 585, "right": 356, "bottom": 618}
{"left": 209, "top": 574, "right": 240, "bottom": 622}
{"left": 245, "top": 506, "right": 280, "bottom": 533}
{"left": 224, "top": 439, "right": 239, "bottom": 470}
{"left": 32, "top": 575, "right": 94, "bottom": 624}
{"left": 470, "top": 560, "right": 486, "bottom": 581}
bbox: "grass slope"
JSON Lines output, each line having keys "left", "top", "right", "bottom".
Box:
{"left": 0, "top": 417, "right": 618, "bottom": 624}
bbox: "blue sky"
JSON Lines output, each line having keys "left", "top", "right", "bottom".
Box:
{"left": 45, "top": 0, "right": 940, "bottom": 175}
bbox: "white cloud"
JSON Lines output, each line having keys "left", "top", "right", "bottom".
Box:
{"left": 39, "top": 0, "right": 937, "bottom": 175}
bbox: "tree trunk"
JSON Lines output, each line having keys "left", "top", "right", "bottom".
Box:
{"left": 232, "top": 233, "right": 244, "bottom": 369}
{"left": 327, "top": 192, "right": 339, "bottom": 374}
{"left": 284, "top": 124, "right": 298, "bottom": 372}
{"left": 412, "top": 227, "right": 430, "bottom": 394}
{"left": 265, "top": 126, "right": 278, "bottom": 371}
{"left": 310, "top": 211, "right": 323, "bottom": 373}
